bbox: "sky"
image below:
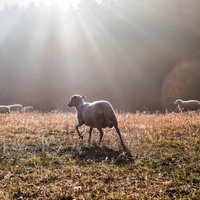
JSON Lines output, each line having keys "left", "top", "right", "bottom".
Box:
{"left": 0, "top": 0, "right": 80, "bottom": 9}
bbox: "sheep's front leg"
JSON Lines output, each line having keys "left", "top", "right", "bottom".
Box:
{"left": 178, "top": 104, "right": 183, "bottom": 113}
{"left": 75, "top": 122, "right": 84, "bottom": 139}
{"left": 97, "top": 128, "right": 104, "bottom": 145}
{"left": 88, "top": 127, "right": 93, "bottom": 145}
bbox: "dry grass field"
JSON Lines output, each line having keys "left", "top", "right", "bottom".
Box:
{"left": 0, "top": 112, "right": 199, "bottom": 199}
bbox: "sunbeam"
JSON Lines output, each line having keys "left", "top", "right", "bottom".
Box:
{"left": 0, "top": 0, "right": 200, "bottom": 111}
{"left": 0, "top": 0, "right": 79, "bottom": 10}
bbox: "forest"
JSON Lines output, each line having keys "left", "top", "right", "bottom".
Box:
{"left": 0, "top": 0, "right": 200, "bottom": 111}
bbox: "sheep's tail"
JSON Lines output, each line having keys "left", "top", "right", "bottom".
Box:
{"left": 102, "top": 102, "right": 118, "bottom": 128}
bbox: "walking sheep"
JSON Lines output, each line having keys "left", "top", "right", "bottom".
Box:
{"left": 8, "top": 104, "right": 23, "bottom": 112}
{"left": 174, "top": 99, "right": 200, "bottom": 112}
{"left": 67, "top": 95, "right": 127, "bottom": 151}
{"left": 0, "top": 105, "right": 10, "bottom": 113}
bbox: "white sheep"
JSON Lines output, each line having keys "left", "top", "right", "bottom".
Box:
{"left": 174, "top": 99, "right": 200, "bottom": 112}
{"left": 21, "top": 106, "right": 34, "bottom": 112}
{"left": 49, "top": 109, "right": 60, "bottom": 114}
{"left": 8, "top": 104, "right": 23, "bottom": 112}
{"left": 67, "top": 95, "right": 127, "bottom": 150}
{"left": 0, "top": 105, "right": 10, "bottom": 113}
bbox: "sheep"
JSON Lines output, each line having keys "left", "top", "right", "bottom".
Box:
{"left": 174, "top": 99, "right": 200, "bottom": 112}
{"left": 0, "top": 105, "right": 10, "bottom": 113}
{"left": 8, "top": 104, "right": 23, "bottom": 112}
{"left": 21, "top": 106, "right": 34, "bottom": 112}
{"left": 67, "top": 95, "right": 127, "bottom": 151}
{"left": 50, "top": 109, "right": 60, "bottom": 114}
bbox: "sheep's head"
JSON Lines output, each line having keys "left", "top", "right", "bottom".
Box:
{"left": 68, "top": 95, "right": 85, "bottom": 108}
{"left": 174, "top": 99, "right": 182, "bottom": 105}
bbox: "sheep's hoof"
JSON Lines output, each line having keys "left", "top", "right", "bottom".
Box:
{"left": 87, "top": 143, "right": 91, "bottom": 147}
{"left": 79, "top": 135, "right": 83, "bottom": 140}
{"left": 97, "top": 142, "right": 102, "bottom": 146}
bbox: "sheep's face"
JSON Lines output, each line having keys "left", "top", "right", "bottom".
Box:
{"left": 68, "top": 95, "right": 84, "bottom": 108}
{"left": 174, "top": 99, "right": 182, "bottom": 105}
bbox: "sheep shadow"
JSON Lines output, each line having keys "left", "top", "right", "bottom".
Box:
{"left": 70, "top": 144, "right": 133, "bottom": 165}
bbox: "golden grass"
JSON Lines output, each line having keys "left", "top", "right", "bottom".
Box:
{"left": 0, "top": 112, "right": 199, "bottom": 199}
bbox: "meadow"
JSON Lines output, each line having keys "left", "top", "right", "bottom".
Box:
{"left": 0, "top": 112, "right": 199, "bottom": 199}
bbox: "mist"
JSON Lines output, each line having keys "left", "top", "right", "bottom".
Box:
{"left": 0, "top": 0, "right": 200, "bottom": 112}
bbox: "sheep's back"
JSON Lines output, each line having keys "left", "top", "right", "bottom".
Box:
{"left": 9, "top": 104, "right": 23, "bottom": 112}
{"left": 0, "top": 106, "right": 10, "bottom": 113}
{"left": 182, "top": 100, "right": 200, "bottom": 111}
{"left": 81, "top": 101, "right": 117, "bottom": 128}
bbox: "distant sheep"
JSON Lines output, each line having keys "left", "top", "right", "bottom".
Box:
{"left": 67, "top": 95, "right": 127, "bottom": 150}
{"left": 0, "top": 105, "right": 10, "bottom": 113}
{"left": 8, "top": 104, "right": 23, "bottom": 112}
{"left": 21, "top": 106, "right": 34, "bottom": 112}
{"left": 174, "top": 99, "right": 200, "bottom": 112}
{"left": 50, "top": 109, "right": 60, "bottom": 114}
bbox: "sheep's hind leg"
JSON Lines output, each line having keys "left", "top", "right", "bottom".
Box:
{"left": 88, "top": 127, "right": 93, "bottom": 145}
{"left": 75, "top": 124, "right": 83, "bottom": 140}
{"left": 97, "top": 128, "right": 104, "bottom": 145}
{"left": 115, "top": 126, "right": 127, "bottom": 151}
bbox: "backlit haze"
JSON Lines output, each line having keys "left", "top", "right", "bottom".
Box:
{"left": 0, "top": 0, "right": 200, "bottom": 111}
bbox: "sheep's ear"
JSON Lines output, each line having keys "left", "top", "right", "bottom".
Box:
{"left": 82, "top": 95, "right": 87, "bottom": 99}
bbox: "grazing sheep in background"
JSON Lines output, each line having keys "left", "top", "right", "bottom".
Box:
{"left": 8, "top": 104, "right": 23, "bottom": 112}
{"left": 0, "top": 105, "right": 10, "bottom": 113}
{"left": 50, "top": 109, "right": 60, "bottom": 114}
{"left": 174, "top": 99, "right": 200, "bottom": 112}
{"left": 67, "top": 94, "right": 127, "bottom": 151}
{"left": 21, "top": 106, "right": 34, "bottom": 112}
